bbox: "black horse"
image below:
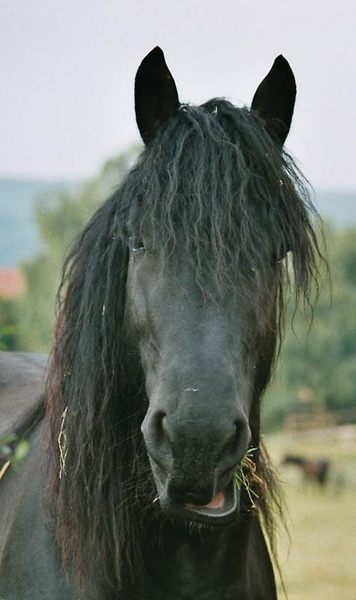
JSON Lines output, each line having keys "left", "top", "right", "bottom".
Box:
{"left": 0, "top": 48, "right": 321, "bottom": 599}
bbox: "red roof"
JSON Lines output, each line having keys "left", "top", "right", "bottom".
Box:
{"left": 0, "top": 268, "right": 26, "bottom": 299}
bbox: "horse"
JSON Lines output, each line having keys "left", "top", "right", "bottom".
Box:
{"left": 282, "top": 455, "right": 330, "bottom": 487}
{"left": 0, "top": 47, "right": 322, "bottom": 599}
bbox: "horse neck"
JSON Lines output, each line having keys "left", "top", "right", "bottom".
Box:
{"left": 134, "top": 515, "right": 276, "bottom": 600}
{"left": 143, "top": 519, "right": 249, "bottom": 598}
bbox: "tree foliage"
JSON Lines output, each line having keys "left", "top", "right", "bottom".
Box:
{"left": 16, "top": 147, "right": 140, "bottom": 352}
{"left": 0, "top": 297, "right": 20, "bottom": 350}
{"left": 264, "top": 225, "right": 356, "bottom": 428}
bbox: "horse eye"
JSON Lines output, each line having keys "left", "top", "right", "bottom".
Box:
{"left": 129, "top": 236, "right": 145, "bottom": 255}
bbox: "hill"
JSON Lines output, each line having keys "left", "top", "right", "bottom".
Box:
{"left": 313, "top": 190, "right": 356, "bottom": 229}
{"left": 0, "top": 179, "right": 76, "bottom": 267}
{"left": 0, "top": 178, "right": 355, "bottom": 268}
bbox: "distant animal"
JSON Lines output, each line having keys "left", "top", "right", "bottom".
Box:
{"left": 0, "top": 47, "right": 322, "bottom": 599}
{"left": 282, "top": 454, "right": 330, "bottom": 487}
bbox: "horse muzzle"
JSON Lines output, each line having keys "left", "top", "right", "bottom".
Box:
{"left": 147, "top": 449, "right": 242, "bottom": 526}
{"left": 153, "top": 469, "right": 241, "bottom": 526}
{"left": 141, "top": 389, "right": 250, "bottom": 525}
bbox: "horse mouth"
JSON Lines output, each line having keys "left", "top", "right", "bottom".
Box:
{"left": 154, "top": 478, "right": 240, "bottom": 526}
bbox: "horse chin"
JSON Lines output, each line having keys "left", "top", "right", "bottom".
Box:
{"left": 154, "top": 477, "right": 240, "bottom": 527}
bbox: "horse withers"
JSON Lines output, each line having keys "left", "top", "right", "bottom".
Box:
{"left": 0, "top": 48, "right": 321, "bottom": 599}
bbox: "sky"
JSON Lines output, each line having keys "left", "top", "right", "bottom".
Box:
{"left": 1, "top": 0, "right": 355, "bottom": 191}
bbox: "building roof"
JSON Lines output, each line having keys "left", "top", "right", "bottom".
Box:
{"left": 0, "top": 268, "right": 26, "bottom": 299}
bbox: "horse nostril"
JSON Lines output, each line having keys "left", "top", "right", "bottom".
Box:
{"left": 153, "top": 411, "right": 169, "bottom": 443}
{"left": 235, "top": 418, "right": 251, "bottom": 445}
{"left": 141, "top": 410, "right": 175, "bottom": 478}
{"left": 218, "top": 418, "right": 251, "bottom": 471}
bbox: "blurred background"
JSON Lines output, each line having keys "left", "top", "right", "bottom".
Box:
{"left": 1, "top": 1, "right": 355, "bottom": 597}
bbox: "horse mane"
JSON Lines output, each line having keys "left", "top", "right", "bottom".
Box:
{"left": 45, "top": 99, "right": 322, "bottom": 592}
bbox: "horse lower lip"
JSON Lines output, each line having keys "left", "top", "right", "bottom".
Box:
{"left": 150, "top": 464, "right": 239, "bottom": 524}
{"left": 182, "top": 481, "right": 238, "bottom": 519}
{"left": 185, "top": 490, "right": 225, "bottom": 511}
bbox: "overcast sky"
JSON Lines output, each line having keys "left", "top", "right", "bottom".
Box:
{"left": 1, "top": 0, "right": 355, "bottom": 191}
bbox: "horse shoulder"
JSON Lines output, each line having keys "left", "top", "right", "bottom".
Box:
{"left": 0, "top": 351, "right": 46, "bottom": 440}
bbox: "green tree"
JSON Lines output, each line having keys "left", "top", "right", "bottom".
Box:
{"left": 263, "top": 226, "right": 356, "bottom": 429}
{"left": 16, "top": 146, "right": 140, "bottom": 353}
{"left": 0, "top": 297, "right": 20, "bottom": 350}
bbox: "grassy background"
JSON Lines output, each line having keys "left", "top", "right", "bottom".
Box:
{"left": 266, "top": 426, "right": 356, "bottom": 599}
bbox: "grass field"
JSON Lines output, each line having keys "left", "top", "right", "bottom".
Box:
{"left": 265, "top": 426, "right": 356, "bottom": 599}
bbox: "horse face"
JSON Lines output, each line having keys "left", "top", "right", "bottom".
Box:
{"left": 126, "top": 245, "right": 269, "bottom": 525}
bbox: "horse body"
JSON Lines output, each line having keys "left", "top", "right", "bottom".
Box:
{"left": 0, "top": 48, "right": 321, "bottom": 598}
{"left": 0, "top": 426, "right": 74, "bottom": 599}
{"left": 282, "top": 454, "right": 330, "bottom": 487}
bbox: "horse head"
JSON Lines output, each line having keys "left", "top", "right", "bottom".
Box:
{"left": 125, "top": 47, "right": 297, "bottom": 525}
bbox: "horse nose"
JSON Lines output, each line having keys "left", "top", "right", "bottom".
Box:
{"left": 142, "top": 409, "right": 251, "bottom": 498}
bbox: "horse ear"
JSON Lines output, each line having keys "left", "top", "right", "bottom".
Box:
{"left": 251, "top": 55, "right": 296, "bottom": 146}
{"left": 135, "top": 47, "right": 180, "bottom": 145}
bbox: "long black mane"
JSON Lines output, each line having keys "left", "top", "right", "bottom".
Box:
{"left": 46, "top": 99, "right": 322, "bottom": 593}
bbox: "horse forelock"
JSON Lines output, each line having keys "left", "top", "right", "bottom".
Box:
{"left": 124, "top": 99, "right": 321, "bottom": 308}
